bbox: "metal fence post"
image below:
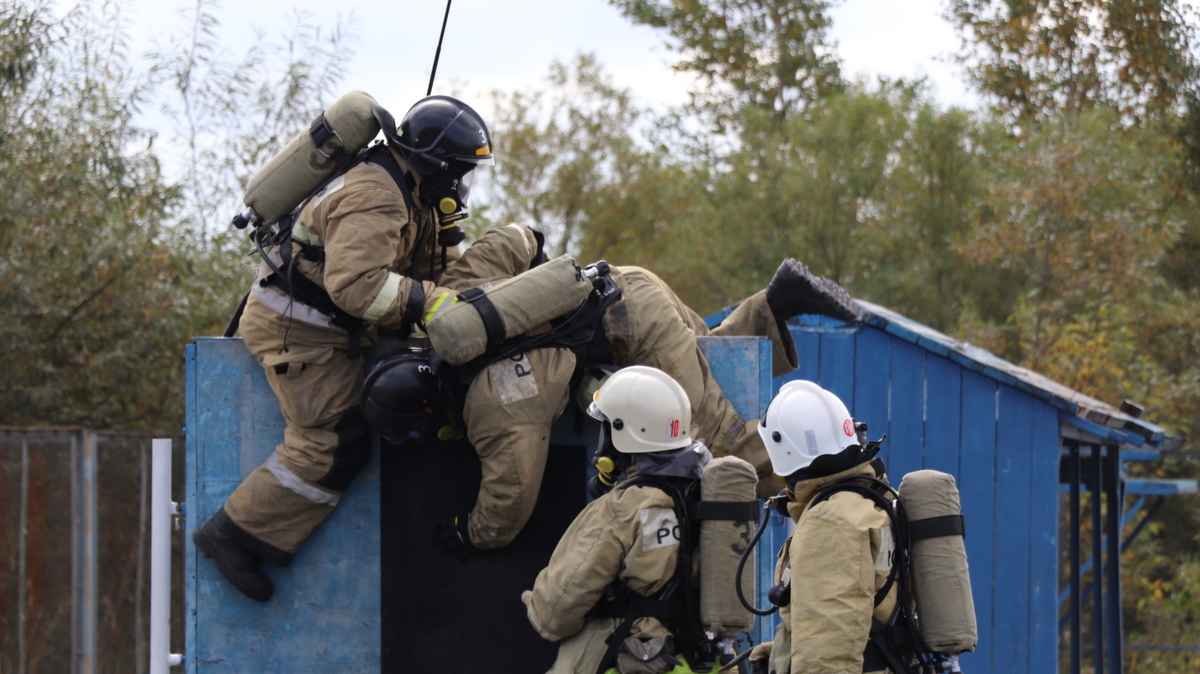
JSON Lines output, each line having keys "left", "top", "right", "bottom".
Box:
{"left": 72, "top": 429, "right": 98, "bottom": 674}
{"left": 151, "top": 438, "right": 183, "bottom": 673}
{"left": 18, "top": 435, "right": 29, "bottom": 674}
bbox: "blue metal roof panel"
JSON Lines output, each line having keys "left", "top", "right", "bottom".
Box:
{"left": 854, "top": 300, "right": 1171, "bottom": 447}
{"left": 711, "top": 300, "right": 1178, "bottom": 448}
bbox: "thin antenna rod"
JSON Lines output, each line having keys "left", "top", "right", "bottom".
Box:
{"left": 427, "top": 0, "right": 453, "bottom": 96}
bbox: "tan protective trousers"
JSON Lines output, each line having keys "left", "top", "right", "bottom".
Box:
{"left": 219, "top": 292, "right": 378, "bottom": 562}
{"left": 607, "top": 266, "right": 796, "bottom": 496}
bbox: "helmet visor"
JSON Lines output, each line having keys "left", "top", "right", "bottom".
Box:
{"left": 586, "top": 401, "right": 608, "bottom": 423}
{"left": 457, "top": 169, "right": 475, "bottom": 205}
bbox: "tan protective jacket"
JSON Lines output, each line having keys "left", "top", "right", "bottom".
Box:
{"left": 526, "top": 475, "right": 688, "bottom": 673}
{"left": 436, "top": 224, "right": 792, "bottom": 549}
{"left": 243, "top": 146, "right": 458, "bottom": 342}
{"left": 227, "top": 147, "right": 462, "bottom": 556}
{"left": 768, "top": 461, "right": 898, "bottom": 674}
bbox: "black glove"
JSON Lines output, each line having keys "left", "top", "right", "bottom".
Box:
{"left": 435, "top": 514, "right": 476, "bottom": 558}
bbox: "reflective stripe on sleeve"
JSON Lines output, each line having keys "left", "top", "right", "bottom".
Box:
{"left": 291, "top": 222, "right": 324, "bottom": 247}
{"left": 363, "top": 272, "right": 403, "bottom": 323}
{"left": 424, "top": 291, "right": 458, "bottom": 324}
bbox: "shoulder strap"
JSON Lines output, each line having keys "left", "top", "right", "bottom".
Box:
{"left": 363, "top": 144, "right": 416, "bottom": 216}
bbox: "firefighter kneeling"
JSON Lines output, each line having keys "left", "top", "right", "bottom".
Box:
{"left": 523, "top": 366, "right": 758, "bottom": 674}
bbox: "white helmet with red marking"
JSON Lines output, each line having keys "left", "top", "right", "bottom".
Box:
{"left": 758, "top": 380, "right": 859, "bottom": 477}
{"left": 588, "top": 365, "right": 692, "bottom": 454}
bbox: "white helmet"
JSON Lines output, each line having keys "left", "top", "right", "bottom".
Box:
{"left": 588, "top": 365, "right": 692, "bottom": 454}
{"left": 758, "top": 380, "right": 859, "bottom": 477}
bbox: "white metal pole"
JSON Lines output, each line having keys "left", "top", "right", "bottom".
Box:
{"left": 150, "top": 439, "right": 183, "bottom": 672}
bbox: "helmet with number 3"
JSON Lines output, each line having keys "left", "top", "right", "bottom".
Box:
{"left": 362, "top": 346, "right": 441, "bottom": 442}
{"left": 393, "top": 95, "right": 495, "bottom": 245}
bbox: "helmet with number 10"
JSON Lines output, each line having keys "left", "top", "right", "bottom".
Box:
{"left": 587, "top": 365, "right": 692, "bottom": 454}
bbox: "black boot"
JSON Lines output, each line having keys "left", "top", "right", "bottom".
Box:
{"left": 766, "top": 258, "right": 861, "bottom": 323}
{"left": 193, "top": 510, "right": 274, "bottom": 602}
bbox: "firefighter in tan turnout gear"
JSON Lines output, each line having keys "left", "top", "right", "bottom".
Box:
{"left": 193, "top": 95, "right": 495, "bottom": 602}
{"left": 397, "top": 223, "right": 861, "bottom": 553}
{"left": 750, "top": 381, "right": 899, "bottom": 674}
{"left": 524, "top": 366, "right": 738, "bottom": 674}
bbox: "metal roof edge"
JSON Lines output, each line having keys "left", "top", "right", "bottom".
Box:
{"left": 709, "top": 299, "right": 1181, "bottom": 448}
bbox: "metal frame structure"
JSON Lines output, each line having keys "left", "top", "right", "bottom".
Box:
{"left": 1057, "top": 421, "right": 1195, "bottom": 674}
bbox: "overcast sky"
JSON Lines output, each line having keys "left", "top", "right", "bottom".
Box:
{"left": 118, "top": 0, "right": 977, "bottom": 119}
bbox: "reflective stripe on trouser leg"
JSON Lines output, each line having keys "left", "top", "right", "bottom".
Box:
{"left": 224, "top": 321, "right": 368, "bottom": 554}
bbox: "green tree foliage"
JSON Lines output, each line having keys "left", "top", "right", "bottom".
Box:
{"left": 944, "top": 3, "right": 1200, "bottom": 667}
{"left": 0, "top": 1, "right": 194, "bottom": 430}
{"left": 0, "top": 1, "right": 352, "bottom": 432}
{"left": 149, "top": 0, "right": 356, "bottom": 234}
{"left": 956, "top": 110, "right": 1200, "bottom": 459}
{"left": 946, "top": 0, "right": 1199, "bottom": 123}
{"left": 608, "top": 0, "right": 842, "bottom": 126}
{"left": 478, "top": 54, "right": 652, "bottom": 256}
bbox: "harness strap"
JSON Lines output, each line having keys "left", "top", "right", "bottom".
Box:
{"left": 456, "top": 287, "right": 507, "bottom": 353}
{"left": 364, "top": 145, "right": 416, "bottom": 218}
{"left": 223, "top": 290, "right": 250, "bottom": 338}
{"left": 691, "top": 500, "right": 760, "bottom": 522}
{"left": 909, "top": 514, "right": 965, "bottom": 541}
{"left": 261, "top": 270, "right": 365, "bottom": 359}
{"left": 864, "top": 619, "right": 912, "bottom": 674}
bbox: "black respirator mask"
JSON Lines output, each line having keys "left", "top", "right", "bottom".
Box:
{"left": 410, "top": 154, "right": 474, "bottom": 247}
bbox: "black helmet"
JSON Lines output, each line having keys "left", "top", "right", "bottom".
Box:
{"left": 362, "top": 347, "right": 441, "bottom": 442}
{"left": 396, "top": 95, "right": 494, "bottom": 171}
{"left": 395, "top": 96, "right": 495, "bottom": 246}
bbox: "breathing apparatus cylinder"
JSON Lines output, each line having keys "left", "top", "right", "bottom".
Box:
{"left": 239, "top": 91, "right": 384, "bottom": 228}
{"left": 699, "top": 456, "right": 758, "bottom": 637}
{"left": 425, "top": 255, "right": 596, "bottom": 365}
{"left": 897, "top": 470, "right": 977, "bottom": 655}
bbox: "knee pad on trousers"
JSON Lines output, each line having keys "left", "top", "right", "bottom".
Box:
{"left": 317, "top": 404, "right": 371, "bottom": 491}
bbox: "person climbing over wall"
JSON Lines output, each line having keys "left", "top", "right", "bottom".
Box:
{"left": 193, "top": 95, "right": 495, "bottom": 602}
{"left": 362, "top": 222, "right": 862, "bottom": 555}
